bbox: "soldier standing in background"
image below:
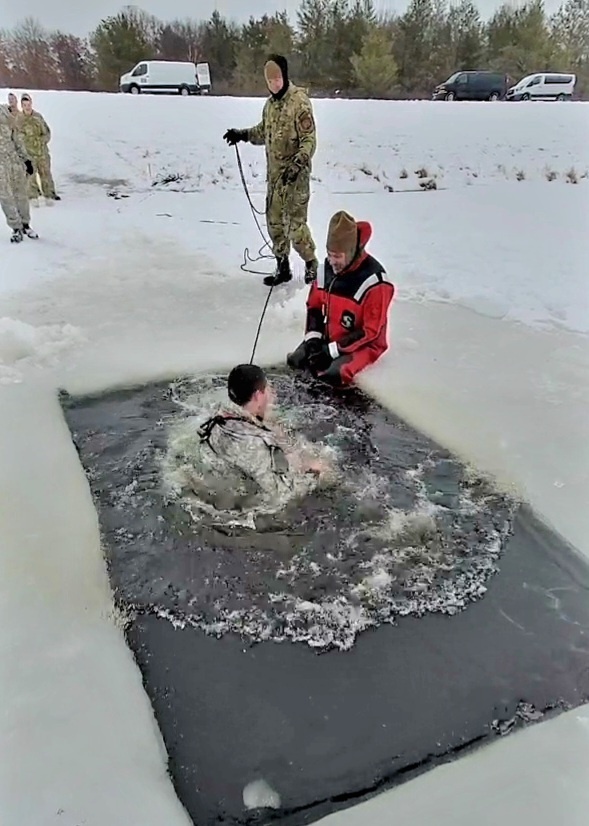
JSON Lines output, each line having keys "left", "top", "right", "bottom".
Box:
{"left": 223, "top": 55, "right": 318, "bottom": 287}
{"left": 0, "top": 104, "right": 38, "bottom": 243}
{"left": 16, "top": 93, "right": 60, "bottom": 203}
{"left": 7, "top": 93, "right": 19, "bottom": 118}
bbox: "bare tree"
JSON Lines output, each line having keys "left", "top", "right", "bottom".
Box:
{"left": 10, "top": 17, "right": 59, "bottom": 88}
{"left": 51, "top": 32, "right": 96, "bottom": 90}
{"left": 0, "top": 30, "right": 15, "bottom": 87}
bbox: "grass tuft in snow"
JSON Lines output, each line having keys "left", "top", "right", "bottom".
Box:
{"left": 151, "top": 172, "right": 187, "bottom": 187}
{"left": 566, "top": 167, "right": 578, "bottom": 184}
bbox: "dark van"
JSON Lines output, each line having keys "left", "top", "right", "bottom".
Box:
{"left": 433, "top": 71, "right": 510, "bottom": 101}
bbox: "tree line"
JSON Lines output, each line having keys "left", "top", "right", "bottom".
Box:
{"left": 1, "top": 0, "right": 588, "bottom": 98}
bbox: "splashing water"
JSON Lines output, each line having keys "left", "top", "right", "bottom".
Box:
{"left": 63, "top": 371, "right": 519, "bottom": 651}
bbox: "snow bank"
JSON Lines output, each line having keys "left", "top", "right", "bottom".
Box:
{"left": 0, "top": 317, "right": 84, "bottom": 384}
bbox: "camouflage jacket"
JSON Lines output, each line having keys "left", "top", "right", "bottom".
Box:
{"left": 246, "top": 83, "right": 316, "bottom": 181}
{"left": 15, "top": 110, "right": 51, "bottom": 157}
{"left": 0, "top": 105, "right": 30, "bottom": 165}
{"left": 193, "top": 402, "right": 296, "bottom": 506}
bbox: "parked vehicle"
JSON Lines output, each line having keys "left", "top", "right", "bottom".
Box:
{"left": 433, "top": 71, "right": 510, "bottom": 101}
{"left": 506, "top": 73, "right": 576, "bottom": 101}
{"left": 119, "top": 61, "right": 211, "bottom": 96}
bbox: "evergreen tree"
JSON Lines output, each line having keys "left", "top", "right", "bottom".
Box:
{"left": 91, "top": 8, "right": 157, "bottom": 90}
{"left": 233, "top": 13, "right": 295, "bottom": 94}
{"left": 199, "top": 10, "right": 239, "bottom": 85}
{"left": 487, "top": 1, "right": 555, "bottom": 79}
{"left": 297, "top": 0, "right": 335, "bottom": 87}
{"left": 449, "top": 0, "right": 483, "bottom": 69}
{"left": 351, "top": 26, "right": 398, "bottom": 96}
{"left": 551, "top": 0, "right": 589, "bottom": 64}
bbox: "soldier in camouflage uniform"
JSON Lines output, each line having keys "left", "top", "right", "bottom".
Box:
{"left": 15, "top": 93, "right": 60, "bottom": 203}
{"left": 0, "top": 104, "right": 38, "bottom": 243}
{"left": 183, "top": 365, "right": 325, "bottom": 510}
{"left": 7, "top": 93, "right": 19, "bottom": 118}
{"left": 224, "top": 55, "right": 318, "bottom": 287}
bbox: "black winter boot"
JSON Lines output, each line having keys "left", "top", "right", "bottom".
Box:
{"left": 264, "top": 256, "right": 292, "bottom": 287}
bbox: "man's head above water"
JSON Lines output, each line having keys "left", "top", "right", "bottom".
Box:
{"left": 228, "top": 364, "right": 274, "bottom": 420}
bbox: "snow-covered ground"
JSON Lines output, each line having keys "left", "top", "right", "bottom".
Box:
{"left": 1, "top": 91, "right": 588, "bottom": 825}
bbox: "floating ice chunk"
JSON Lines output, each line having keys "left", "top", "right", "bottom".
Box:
{"left": 242, "top": 778, "right": 281, "bottom": 810}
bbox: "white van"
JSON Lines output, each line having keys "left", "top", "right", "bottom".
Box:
{"left": 506, "top": 72, "right": 576, "bottom": 101}
{"left": 119, "top": 60, "right": 211, "bottom": 96}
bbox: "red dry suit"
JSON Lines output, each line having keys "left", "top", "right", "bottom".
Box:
{"left": 304, "top": 221, "right": 395, "bottom": 385}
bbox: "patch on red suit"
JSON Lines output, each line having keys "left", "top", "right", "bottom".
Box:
{"left": 341, "top": 310, "right": 355, "bottom": 330}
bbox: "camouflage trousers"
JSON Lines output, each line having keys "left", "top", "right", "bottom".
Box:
{"left": 0, "top": 158, "right": 30, "bottom": 230}
{"left": 266, "top": 171, "right": 316, "bottom": 263}
{"left": 27, "top": 152, "right": 56, "bottom": 199}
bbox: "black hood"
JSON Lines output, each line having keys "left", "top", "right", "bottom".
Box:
{"left": 267, "top": 53, "right": 289, "bottom": 100}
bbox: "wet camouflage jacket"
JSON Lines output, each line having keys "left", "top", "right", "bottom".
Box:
{"left": 246, "top": 83, "right": 316, "bottom": 181}
{"left": 195, "top": 403, "right": 295, "bottom": 506}
{"left": 0, "top": 105, "right": 29, "bottom": 166}
{"left": 15, "top": 110, "right": 51, "bottom": 157}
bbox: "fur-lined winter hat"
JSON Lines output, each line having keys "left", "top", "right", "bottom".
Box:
{"left": 327, "top": 211, "right": 358, "bottom": 263}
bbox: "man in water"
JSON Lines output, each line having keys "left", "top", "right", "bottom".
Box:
{"left": 223, "top": 55, "right": 318, "bottom": 287}
{"left": 287, "top": 210, "right": 395, "bottom": 387}
{"left": 194, "top": 364, "right": 325, "bottom": 507}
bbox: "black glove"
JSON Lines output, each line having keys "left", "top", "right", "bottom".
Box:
{"left": 282, "top": 157, "right": 303, "bottom": 185}
{"left": 24, "top": 160, "right": 34, "bottom": 175}
{"left": 223, "top": 128, "right": 247, "bottom": 146}
{"left": 308, "top": 342, "right": 333, "bottom": 374}
{"left": 287, "top": 337, "right": 323, "bottom": 370}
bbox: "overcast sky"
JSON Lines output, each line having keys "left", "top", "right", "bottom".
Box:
{"left": 2, "top": 0, "right": 563, "bottom": 35}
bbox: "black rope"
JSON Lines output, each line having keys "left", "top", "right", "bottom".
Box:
{"left": 234, "top": 144, "right": 276, "bottom": 277}
{"left": 249, "top": 286, "right": 274, "bottom": 364}
{"left": 233, "top": 144, "right": 279, "bottom": 364}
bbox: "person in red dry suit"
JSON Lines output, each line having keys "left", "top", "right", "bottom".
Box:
{"left": 287, "top": 210, "right": 395, "bottom": 386}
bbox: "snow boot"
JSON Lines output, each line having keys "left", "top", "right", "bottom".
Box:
{"left": 23, "top": 224, "right": 39, "bottom": 239}
{"left": 304, "top": 258, "right": 319, "bottom": 285}
{"left": 10, "top": 228, "right": 23, "bottom": 243}
{"left": 264, "top": 256, "right": 292, "bottom": 287}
